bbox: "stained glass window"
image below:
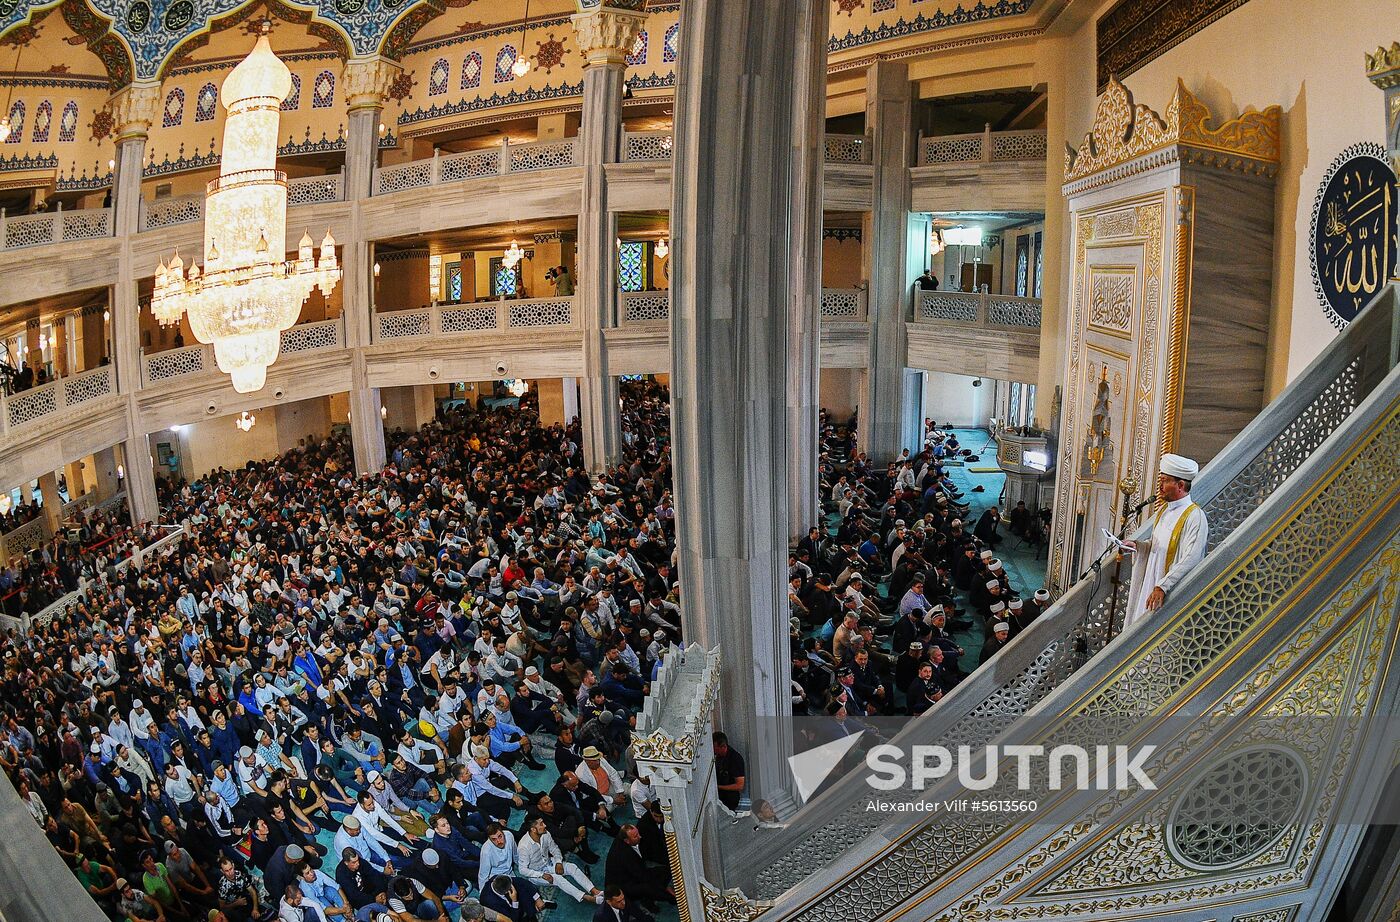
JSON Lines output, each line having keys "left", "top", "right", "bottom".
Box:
{"left": 1026, "top": 384, "right": 1037, "bottom": 426}
{"left": 312, "top": 71, "right": 334, "bottom": 108}
{"left": 618, "top": 241, "right": 649, "bottom": 292}
{"left": 162, "top": 88, "right": 183, "bottom": 127}
{"left": 31, "top": 100, "right": 49, "bottom": 142}
{"left": 429, "top": 58, "right": 449, "bottom": 96}
{"left": 1033, "top": 232, "right": 1043, "bottom": 299}
{"left": 195, "top": 83, "right": 217, "bottom": 121}
{"left": 281, "top": 74, "right": 300, "bottom": 111}
{"left": 58, "top": 101, "right": 77, "bottom": 142}
{"left": 1016, "top": 247, "right": 1029, "bottom": 297}
{"left": 1009, "top": 382, "right": 1023, "bottom": 427}
{"left": 461, "top": 52, "right": 482, "bottom": 89}
{"left": 4, "top": 101, "right": 23, "bottom": 144}
{"left": 663, "top": 23, "right": 679, "bottom": 62}
{"left": 491, "top": 258, "right": 517, "bottom": 296}
{"left": 625, "top": 32, "right": 647, "bottom": 65}
{"left": 494, "top": 46, "right": 517, "bottom": 83}
{"left": 447, "top": 262, "right": 462, "bottom": 301}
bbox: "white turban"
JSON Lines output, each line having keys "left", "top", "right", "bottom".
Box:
{"left": 986, "top": 579, "right": 1000, "bottom": 590}
{"left": 992, "top": 621, "right": 1010, "bottom": 632}
{"left": 1160, "top": 453, "right": 1199, "bottom": 480}
{"left": 989, "top": 601, "right": 1006, "bottom": 614}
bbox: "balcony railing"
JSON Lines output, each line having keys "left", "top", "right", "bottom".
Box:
{"left": 914, "top": 290, "right": 1041, "bottom": 329}
{"left": 141, "top": 317, "right": 345, "bottom": 386}
{"left": 622, "top": 130, "right": 675, "bottom": 162}
{"left": 372, "top": 138, "right": 581, "bottom": 195}
{"left": 618, "top": 131, "right": 870, "bottom": 165}
{"left": 0, "top": 205, "right": 112, "bottom": 251}
{"left": 619, "top": 290, "right": 670, "bottom": 324}
{"left": 917, "top": 128, "right": 1048, "bottom": 166}
{"left": 819, "top": 287, "right": 867, "bottom": 319}
{"left": 139, "top": 172, "right": 346, "bottom": 231}
{"left": 0, "top": 365, "right": 116, "bottom": 433}
{"left": 823, "top": 133, "right": 871, "bottom": 164}
{"left": 374, "top": 297, "right": 578, "bottom": 341}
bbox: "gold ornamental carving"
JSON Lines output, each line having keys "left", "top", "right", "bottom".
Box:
{"left": 108, "top": 81, "right": 162, "bottom": 141}
{"left": 1366, "top": 42, "right": 1400, "bottom": 89}
{"left": 343, "top": 56, "right": 403, "bottom": 111}
{"left": 1064, "top": 78, "right": 1281, "bottom": 187}
{"left": 570, "top": 7, "right": 647, "bottom": 67}
{"left": 699, "top": 881, "right": 772, "bottom": 922}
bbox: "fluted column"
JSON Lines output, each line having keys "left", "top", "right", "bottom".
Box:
{"left": 108, "top": 83, "right": 162, "bottom": 524}
{"left": 671, "top": 0, "right": 821, "bottom": 814}
{"left": 858, "top": 61, "right": 913, "bottom": 461}
{"left": 342, "top": 57, "right": 400, "bottom": 475}
{"left": 787, "top": 0, "right": 828, "bottom": 540}
{"left": 571, "top": 7, "right": 643, "bottom": 471}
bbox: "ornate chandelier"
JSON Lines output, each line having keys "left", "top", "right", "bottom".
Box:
{"left": 151, "top": 26, "right": 340, "bottom": 394}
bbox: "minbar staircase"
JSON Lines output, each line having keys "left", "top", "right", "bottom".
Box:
{"left": 701, "top": 285, "right": 1400, "bottom": 922}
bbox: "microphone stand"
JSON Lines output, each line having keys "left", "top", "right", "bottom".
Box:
{"left": 1103, "top": 477, "right": 1140, "bottom": 650}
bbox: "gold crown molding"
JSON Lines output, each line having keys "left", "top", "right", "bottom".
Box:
{"left": 343, "top": 56, "right": 403, "bottom": 112}
{"left": 1367, "top": 42, "right": 1400, "bottom": 89}
{"left": 698, "top": 881, "right": 772, "bottom": 922}
{"left": 108, "top": 81, "right": 162, "bottom": 141}
{"left": 1064, "top": 78, "right": 1280, "bottom": 188}
{"left": 570, "top": 7, "right": 647, "bottom": 68}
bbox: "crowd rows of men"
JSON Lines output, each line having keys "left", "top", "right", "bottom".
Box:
{"left": 791, "top": 416, "right": 1049, "bottom": 720}
{"left": 0, "top": 380, "right": 698, "bottom": 922}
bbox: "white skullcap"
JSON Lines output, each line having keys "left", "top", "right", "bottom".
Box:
{"left": 985, "top": 579, "right": 1000, "bottom": 590}
{"left": 989, "top": 559, "right": 1003, "bottom": 572}
{"left": 980, "top": 549, "right": 994, "bottom": 560}
{"left": 1008, "top": 598, "right": 1023, "bottom": 610}
{"left": 993, "top": 621, "right": 1010, "bottom": 632}
{"left": 989, "top": 601, "right": 1006, "bottom": 614}
{"left": 1160, "top": 453, "right": 1199, "bottom": 480}
{"left": 1034, "top": 589, "right": 1051, "bottom": 602}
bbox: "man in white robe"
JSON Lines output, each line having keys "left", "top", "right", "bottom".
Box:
{"left": 1124, "top": 453, "right": 1209, "bottom": 629}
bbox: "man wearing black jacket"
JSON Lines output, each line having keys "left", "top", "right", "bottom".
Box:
{"left": 334, "top": 849, "right": 388, "bottom": 917}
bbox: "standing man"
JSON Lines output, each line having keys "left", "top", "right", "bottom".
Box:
{"left": 1124, "top": 454, "right": 1209, "bottom": 628}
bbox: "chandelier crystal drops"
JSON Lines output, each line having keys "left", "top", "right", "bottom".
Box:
{"left": 151, "top": 27, "right": 341, "bottom": 394}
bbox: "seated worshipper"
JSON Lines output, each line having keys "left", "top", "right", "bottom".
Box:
{"left": 534, "top": 792, "right": 601, "bottom": 864}
{"left": 382, "top": 874, "right": 450, "bottom": 922}
{"left": 331, "top": 816, "right": 394, "bottom": 872}
{"left": 508, "top": 683, "right": 561, "bottom": 735}
{"left": 594, "top": 886, "right": 654, "bottom": 922}
{"left": 980, "top": 621, "right": 1012, "bottom": 665}
{"left": 577, "top": 746, "right": 628, "bottom": 816}
{"left": 516, "top": 814, "right": 604, "bottom": 904}
{"left": 428, "top": 812, "right": 482, "bottom": 882}
{"left": 603, "top": 825, "right": 674, "bottom": 914}
{"left": 351, "top": 790, "right": 419, "bottom": 858}
{"left": 366, "top": 769, "right": 432, "bottom": 836}
{"left": 481, "top": 874, "right": 549, "bottom": 922}
{"left": 551, "top": 771, "right": 620, "bottom": 837}
{"left": 333, "top": 849, "right": 390, "bottom": 922}
{"left": 451, "top": 753, "right": 524, "bottom": 824}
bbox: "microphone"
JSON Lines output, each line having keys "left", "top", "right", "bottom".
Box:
{"left": 1131, "top": 498, "right": 1154, "bottom": 515}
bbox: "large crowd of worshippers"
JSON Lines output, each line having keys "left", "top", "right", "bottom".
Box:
{"left": 792, "top": 414, "right": 1051, "bottom": 722}
{"left": 0, "top": 379, "right": 690, "bottom": 922}
{"left": 0, "top": 382, "right": 1052, "bottom": 922}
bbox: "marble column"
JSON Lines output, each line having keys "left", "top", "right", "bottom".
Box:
{"left": 858, "top": 62, "right": 913, "bottom": 461}
{"left": 787, "top": 0, "right": 829, "bottom": 540}
{"left": 670, "top": 0, "right": 821, "bottom": 814}
{"left": 342, "top": 57, "right": 400, "bottom": 476}
{"left": 37, "top": 471, "right": 61, "bottom": 535}
{"left": 571, "top": 7, "right": 644, "bottom": 471}
{"left": 108, "top": 82, "right": 162, "bottom": 524}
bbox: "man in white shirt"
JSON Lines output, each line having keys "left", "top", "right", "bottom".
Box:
{"left": 516, "top": 816, "right": 602, "bottom": 904}
{"left": 1125, "top": 453, "right": 1209, "bottom": 629}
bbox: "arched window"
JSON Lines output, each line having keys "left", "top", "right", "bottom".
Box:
{"left": 428, "top": 57, "right": 449, "bottom": 96}
{"left": 58, "top": 101, "right": 78, "bottom": 142}
{"left": 312, "top": 70, "right": 334, "bottom": 108}
{"left": 663, "top": 23, "right": 679, "bottom": 62}
{"left": 31, "top": 99, "right": 50, "bottom": 143}
{"left": 460, "top": 51, "right": 482, "bottom": 90}
{"left": 195, "top": 82, "right": 217, "bottom": 121}
{"left": 625, "top": 31, "right": 648, "bottom": 66}
{"left": 4, "top": 101, "right": 24, "bottom": 144}
{"left": 281, "top": 74, "right": 301, "bottom": 110}
{"left": 162, "top": 88, "right": 184, "bottom": 127}
{"left": 493, "top": 45, "right": 517, "bottom": 83}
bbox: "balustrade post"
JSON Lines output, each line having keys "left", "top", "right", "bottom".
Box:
{"left": 982, "top": 121, "right": 993, "bottom": 161}
{"left": 498, "top": 136, "right": 510, "bottom": 175}
{"left": 431, "top": 147, "right": 441, "bottom": 185}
